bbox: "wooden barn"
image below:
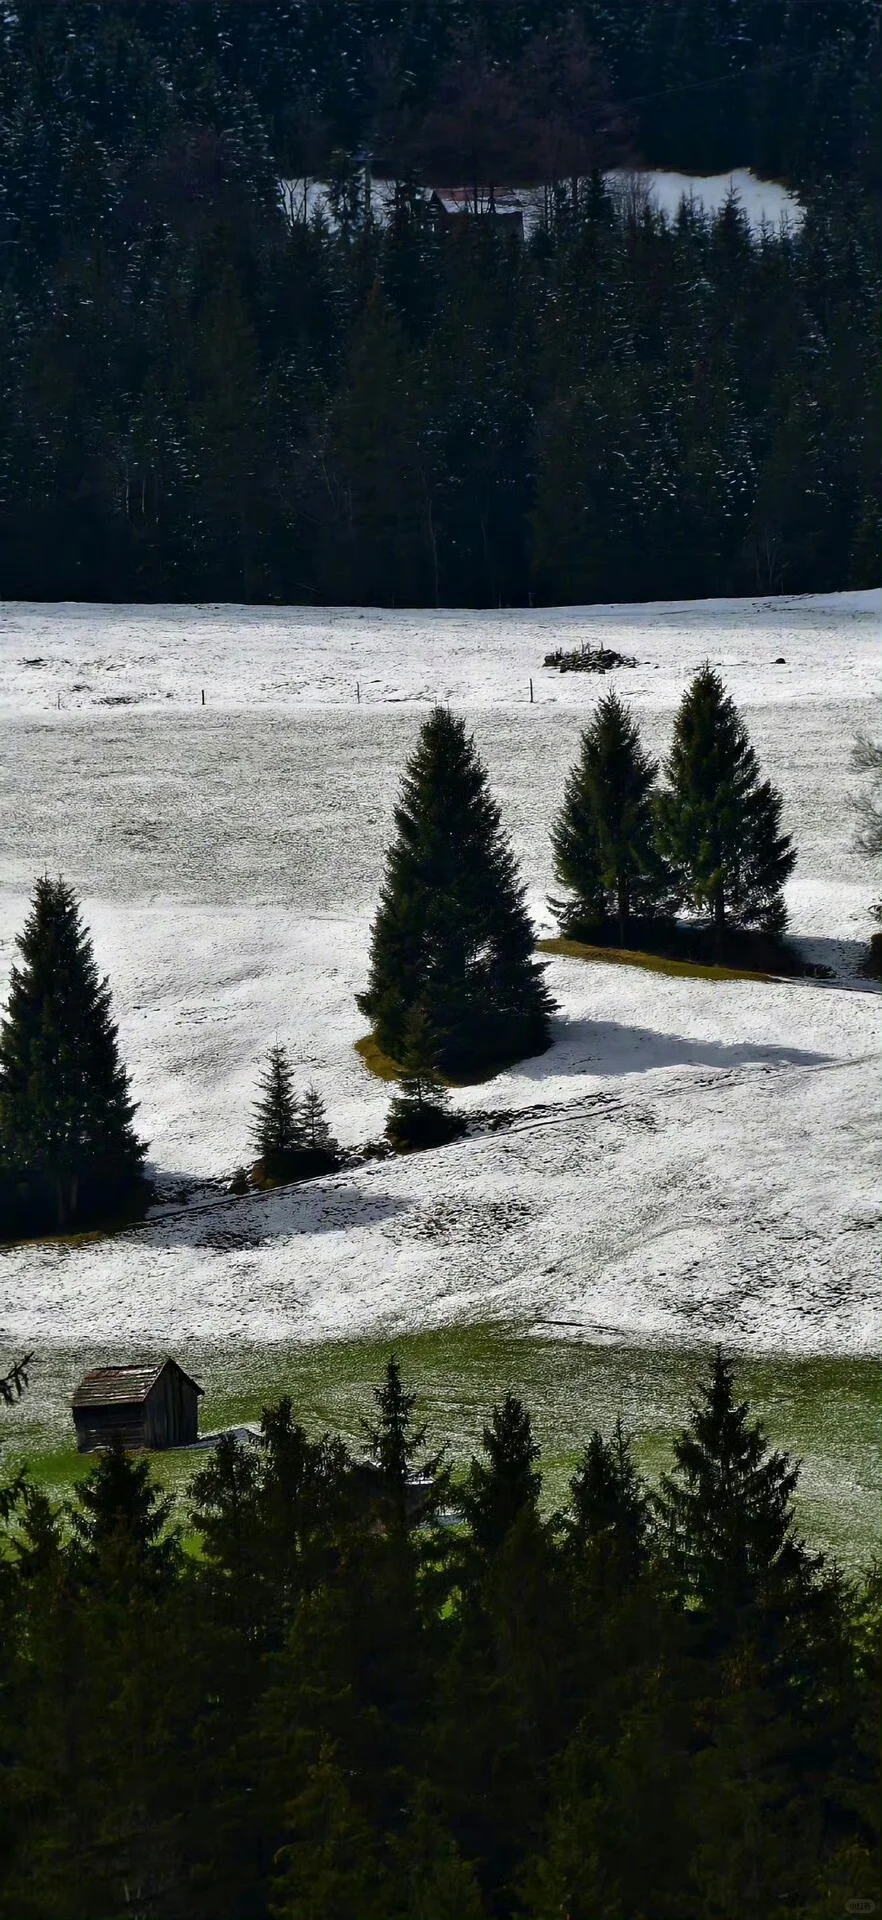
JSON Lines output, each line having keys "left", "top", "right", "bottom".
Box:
{"left": 72, "top": 1358, "right": 203, "bottom": 1452}
{"left": 426, "top": 187, "right": 525, "bottom": 238}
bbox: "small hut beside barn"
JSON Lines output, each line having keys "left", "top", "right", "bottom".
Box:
{"left": 72, "top": 1358, "right": 203, "bottom": 1452}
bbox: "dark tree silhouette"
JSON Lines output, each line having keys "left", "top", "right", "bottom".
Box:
{"left": 655, "top": 666, "right": 796, "bottom": 944}
{"left": 385, "top": 1006, "right": 463, "bottom": 1151}
{"left": 251, "top": 1043, "right": 303, "bottom": 1177}
{"left": 0, "top": 877, "right": 146, "bottom": 1231}
{"left": 460, "top": 1391, "right": 542, "bottom": 1558}
{"left": 359, "top": 707, "right": 554, "bottom": 1075}
{"left": 361, "top": 1354, "right": 448, "bottom": 1531}
{"left": 551, "top": 691, "right": 665, "bottom": 941}
{"left": 659, "top": 1348, "right": 809, "bottom": 1622}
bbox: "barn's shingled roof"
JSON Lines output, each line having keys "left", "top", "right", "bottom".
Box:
{"left": 72, "top": 1360, "right": 203, "bottom": 1409}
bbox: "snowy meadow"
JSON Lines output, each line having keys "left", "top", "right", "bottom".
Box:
{"left": 1, "top": 591, "right": 879, "bottom": 1549}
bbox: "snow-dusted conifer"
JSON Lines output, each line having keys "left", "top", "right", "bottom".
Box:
{"left": 359, "top": 707, "right": 554, "bottom": 1075}
{"left": 655, "top": 666, "right": 795, "bottom": 942}
{"left": 251, "top": 1044, "right": 303, "bottom": 1176}
{"left": 551, "top": 692, "right": 665, "bottom": 942}
{"left": 0, "top": 876, "right": 146, "bottom": 1231}
{"left": 300, "top": 1086, "right": 338, "bottom": 1159}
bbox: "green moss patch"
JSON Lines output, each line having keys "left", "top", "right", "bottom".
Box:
{"left": 354, "top": 1031, "right": 544, "bottom": 1089}
{"left": 539, "top": 935, "right": 777, "bottom": 984}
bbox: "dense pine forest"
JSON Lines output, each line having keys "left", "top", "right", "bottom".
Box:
{"left": 0, "top": 1350, "right": 879, "bottom": 1918}
{"left": 0, "top": 0, "right": 878, "bottom": 606}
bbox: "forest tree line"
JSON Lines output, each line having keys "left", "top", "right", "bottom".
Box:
{"left": 0, "top": 0, "right": 878, "bottom": 606}
{"left": 0, "top": 1348, "right": 878, "bottom": 1918}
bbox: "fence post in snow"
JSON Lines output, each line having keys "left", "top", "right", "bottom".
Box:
{"left": 529, "top": 677, "right": 534, "bottom": 704}
{"left": 356, "top": 681, "right": 360, "bottom": 705}
{"left": 201, "top": 689, "right": 205, "bottom": 705}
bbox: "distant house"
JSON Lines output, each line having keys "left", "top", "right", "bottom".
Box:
{"left": 72, "top": 1358, "right": 203, "bottom": 1452}
{"left": 426, "top": 188, "right": 524, "bottom": 238}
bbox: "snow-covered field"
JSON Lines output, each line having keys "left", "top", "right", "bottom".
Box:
{"left": 0, "top": 591, "right": 879, "bottom": 1360}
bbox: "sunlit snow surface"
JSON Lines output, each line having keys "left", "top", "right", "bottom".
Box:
{"left": 0, "top": 591, "right": 879, "bottom": 1354}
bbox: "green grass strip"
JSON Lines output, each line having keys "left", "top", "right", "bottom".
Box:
{"left": 354, "top": 1032, "right": 525, "bottom": 1088}
{"left": 539, "top": 935, "right": 777, "bottom": 984}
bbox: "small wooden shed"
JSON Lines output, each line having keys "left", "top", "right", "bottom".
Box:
{"left": 427, "top": 188, "right": 525, "bottom": 238}
{"left": 72, "top": 1359, "right": 203, "bottom": 1452}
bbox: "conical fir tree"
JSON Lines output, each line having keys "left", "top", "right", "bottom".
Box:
{"left": 385, "top": 1004, "right": 461, "bottom": 1150}
{"left": 361, "top": 1354, "right": 448, "bottom": 1530}
{"left": 251, "top": 1043, "right": 303, "bottom": 1178}
{"left": 460, "top": 1392, "right": 542, "bottom": 1559}
{"left": 358, "top": 707, "right": 554, "bottom": 1074}
{"left": 300, "top": 1085, "right": 339, "bottom": 1165}
{"left": 564, "top": 1417, "right": 651, "bottom": 1581}
{"left": 0, "top": 876, "right": 145, "bottom": 1230}
{"left": 659, "top": 1349, "right": 808, "bottom": 1624}
{"left": 551, "top": 692, "right": 665, "bottom": 942}
{"left": 655, "top": 666, "right": 796, "bottom": 945}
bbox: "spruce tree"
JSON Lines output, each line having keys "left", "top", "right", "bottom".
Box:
{"left": 551, "top": 692, "right": 665, "bottom": 942}
{"left": 385, "top": 1005, "right": 462, "bottom": 1150}
{"left": 393, "top": 1785, "right": 486, "bottom": 1920}
{"left": 564, "top": 1418, "right": 651, "bottom": 1581}
{"left": 654, "top": 666, "right": 796, "bottom": 945}
{"left": 359, "top": 707, "right": 554, "bottom": 1075}
{"left": 71, "top": 1441, "right": 179, "bottom": 1589}
{"left": 361, "top": 1354, "right": 447, "bottom": 1530}
{"left": 270, "top": 1744, "right": 389, "bottom": 1920}
{"left": 460, "top": 1393, "right": 542, "bottom": 1559}
{"left": 659, "top": 1349, "right": 808, "bottom": 1624}
{"left": 0, "top": 876, "right": 146, "bottom": 1231}
{"left": 251, "top": 1043, "right": 303, "bottom": 1178}
{"left": 300, "top": 1085, "right": 337, "bottom": 1157}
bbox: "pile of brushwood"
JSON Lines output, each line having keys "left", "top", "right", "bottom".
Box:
{"left": 0, "top": 1349, "right": 877, "bottom": 1919}
{"left": 543, "top": 642, "right": 637, "bottom": 672}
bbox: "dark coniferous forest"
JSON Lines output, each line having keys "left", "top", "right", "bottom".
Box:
{"left": 0, "top": 0, "right": 878, "bottom": 606}
{"left": 0, "top": 1352, "right": 879, "bottom": 1918}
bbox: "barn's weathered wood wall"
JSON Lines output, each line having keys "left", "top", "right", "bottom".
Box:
{"left": 72, "top": 1361, "right": 201, "bottom": 1451}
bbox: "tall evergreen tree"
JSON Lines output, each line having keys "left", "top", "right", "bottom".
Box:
{"left": 392, "top": 1784, "right": 486, "bottom": 1920}
{"left": 0, "top": 876, "right": 145, "bottom": 1231}
{"left": 658, "top": 1348, "right": 810, "bottom": 1625}
{"left": 358, "top": 707, "right": 554, "bottom": 1074}
{"left": 460, "top": 1392, "right": 542, "bottom": 1559}
{"left": 361, "top": 1355, "right": 447, "bottom": 1531}
{"left": 564, "top": 1418, "right": 651, "bottom": 1583}
{"left": 251, "top": 1042, "right": 303, "bottom": 1177}
{"left": 271, "top": 1744, "right": 390, "bottom": 1920}
{"left": 654, "top": 665, "right": 796, "bottom": 945}
{"left": 300, "top": 1085, "right": 338, "bottom": 1157}
{"left": 70, "top": 1441, "right": 179, "bottom": 1591}
{"left": 551, "top": 691, "right": 665, "bottom": 942}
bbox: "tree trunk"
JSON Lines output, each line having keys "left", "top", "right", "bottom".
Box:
{"left": 617, "top": 875, "right": 629, "bottom": 947}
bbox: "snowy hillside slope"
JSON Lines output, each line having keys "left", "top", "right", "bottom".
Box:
{"left": 0, "top": 591, "right": 879, "bottom": 1355}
